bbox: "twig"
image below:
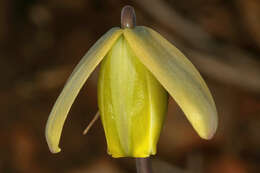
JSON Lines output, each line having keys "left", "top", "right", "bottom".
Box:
{"left": 83, "top": 111, "right": 100, "bottom": 135}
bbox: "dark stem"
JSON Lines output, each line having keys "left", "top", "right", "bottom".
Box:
{"left": 136, "top": 158, "right": 152, "bottom": 173}
{"left": 121, "top": 5, "right": 136, "bottom": 29}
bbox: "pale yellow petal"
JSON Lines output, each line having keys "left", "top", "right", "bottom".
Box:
{"left": 45, "top": 27, "right": 123, "bottom": 153}
{"left": 124, "top": 26, "right": 217, "bottom": 139}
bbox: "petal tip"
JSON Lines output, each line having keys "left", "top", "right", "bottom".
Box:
{"left": 198, "top": 118, "right": 218, "bottom": 140}
{"left": 200, "top": 130, "right": 215, "bottom": 140}
{"left": 50, "top": 147, "right": 61, "bottom": 154}
{"left": 45, "top": 130, "right": 62, "bottom": 154}
{"left": 46, "top": 140, "right": 61, "bottom": 154}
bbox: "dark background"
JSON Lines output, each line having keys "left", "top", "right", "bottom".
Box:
{"left": 1, "top": 0, "right": 260, "bottom": 172}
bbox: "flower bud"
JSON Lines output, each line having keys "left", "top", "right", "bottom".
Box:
{"left": 98, "top": 36, "right": 168, "bottom": 158}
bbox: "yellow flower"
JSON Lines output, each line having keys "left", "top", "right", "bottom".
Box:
{"left": 45, "top": 6, "right": 217, "bottom": 158}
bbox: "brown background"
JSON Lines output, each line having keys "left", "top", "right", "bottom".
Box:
{"left": 1, "top": 0, "right": 260, "bottom": 172}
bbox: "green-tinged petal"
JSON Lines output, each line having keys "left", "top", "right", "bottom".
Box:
{"left": 124, "top": 26, "right": 217, "bottom": 139}
{"left": 98, "top": 36, "right": 168, "bottom": 158}
{"left": 45, "top": 27, "right": 123, "bottom": 153}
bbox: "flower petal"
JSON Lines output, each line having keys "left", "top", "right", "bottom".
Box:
{"left": 97, "top": 36, "right": 168, "bottom": 157}
{"left": 124, "top": 26, "right": 217, "bottom": 139}
{"left": 45, "top": 27, "right": 123, "bottom": 153}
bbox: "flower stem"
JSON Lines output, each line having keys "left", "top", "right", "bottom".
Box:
{"left": 135, "top": 158, "right": 152, "bottom": 173}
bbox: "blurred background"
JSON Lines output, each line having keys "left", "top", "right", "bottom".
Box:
{"left": 1, "top": 0, "right": 260, "bottom": 172}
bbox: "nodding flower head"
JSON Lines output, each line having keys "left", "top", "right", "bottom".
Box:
{"left": 45, "top": 5, "right": 218, "bottom": 158}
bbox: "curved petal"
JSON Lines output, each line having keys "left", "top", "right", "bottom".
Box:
{"left": 124, "top": 26, "right": 217, "bottom": 139}
{"left": 45, "top": 27, "right": 123, "bottom": 153}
